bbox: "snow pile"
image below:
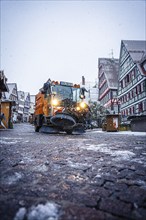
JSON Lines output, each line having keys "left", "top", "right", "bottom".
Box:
{"left": 0, "top": 137, "right": 22, "bottom": 145}
{"left": 83, "top": 143, "right": 107, "bottom": 151}
{"left": 67, "top": 160, "right": 91, "bottom": 170}
{"left": 80, "top": 144, "right": 135, "bottom": 161}
{"left": 32, "top": 164, "right": 48, "bottom": 172}
{"left": 0, "top": 140, "right": 18, "bottom": 145}
{"left": 112, "top": 150, "right": 135, "bottom": 160}
{"left": 2, "top": 172, "right": 23, "bottom": 185}
{"left": 1, "top": 137, "right": 22, "bottom": 140}
{"left": 91, "top": 130, "right": 146, "bottom": 136}
{"left": 14, "top": 207, "right": 26, "bottom": 220}
{"left": 14, "top": 202, "right": 60, "bottom": 220}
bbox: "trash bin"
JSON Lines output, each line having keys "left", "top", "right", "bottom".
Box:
{"left": 128, "top": 115, "right": 146, "bottom": 132}
{"left": 0, "top": 100, "right": 15, "bottom": 129}
{"left": 106, "top": 114, "right": 120, "bottom": 132}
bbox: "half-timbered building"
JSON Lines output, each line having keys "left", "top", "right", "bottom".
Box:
{"left": 98, "top": 58, "right": 119, "bottom": 113}
{"left": 118, "top": 40, "right": 146, "bottom": 120}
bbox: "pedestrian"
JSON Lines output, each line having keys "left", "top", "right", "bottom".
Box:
{"left": 0, "top": 113, "right": 6, "bottom": 129}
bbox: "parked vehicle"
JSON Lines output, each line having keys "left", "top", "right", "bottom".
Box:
{"left": 34, "top": 79, "right": 91, "bottom": 134}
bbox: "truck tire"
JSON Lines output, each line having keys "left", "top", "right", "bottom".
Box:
{"left": 66, "top": 130, "right": 73, "bottom": 135}
{"left": 35, "top": 126, "right": 40, "bottom": 132}
{"left": 34, "top": 115, "right": 43, "bottom": 132}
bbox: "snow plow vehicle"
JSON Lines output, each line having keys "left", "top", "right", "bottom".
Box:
{"left": 34, "top": 79, "right": 91, "bottom": 134}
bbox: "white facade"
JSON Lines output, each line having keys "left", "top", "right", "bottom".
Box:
{"left": 29, "top": 95, "right": 35, "bottom": 115}
{"left": 18, "top": 91, "right": 25, "bottom": 122}
{"left": 3, "top": 83, "right": 19, "bottom": 122}
{"left": 80, "top": 80, "right": 99, "bottom": 104}
{"left": 98, "top": 58, "right": 119, "bottom": 113}
{"left": 23, "top": 92, "right": 31, "bottom": 122}
{"left": 118, "top": 40, "right": 146, "bottom": 119}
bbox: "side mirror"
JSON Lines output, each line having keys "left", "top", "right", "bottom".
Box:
{"left": 80, "top": 87, "right": 87, "bottom": 99}
{"left": 40, "top": 88, "right": 45, "bottom": 94}
{"left": 52, "top": 91, "right": 57, "bottom": 96}
{"left": 80, "top": 94, "right": 85, "bottom": 99}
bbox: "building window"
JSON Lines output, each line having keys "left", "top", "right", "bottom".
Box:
{"left": 131, "top": 70, "right": 135, "bottom": 80}
{"left": 123, "top": 95, "right": 125, "bottom": 102}
{"left": 135, "top": 87, "right": 137, "bottom": 96}
{"left": 127, "top": 93, "right": 129, "bottom": 101}
{"left": 132, "top": 106, "right": 135, "bottom": 114}
{"left": 120, "top": 80, "right": 123, "bottom": 89}
{"left": 112, "top": 90, "right": 117, "bottom": 98}
{"left": 138, "top": 102, "right": 143, "bottom": 113}
{"left": 142, "top": 82, "right": 145, "bottom": 92}
{"left": 133, "top": 87, "right": 137, "bottom": 97}
{"left": 126, "top": 74, "right": 130, "bottom": 83}
{"left": 129, "top": 108, "right": 131, "bottom": 115}
{"left": 126, "top": 109, "right": 128, "bottom": 115}
{"left": 137, "top": 84, "right": 141, "bottom": 94}
{"left": 144, "top": 100, "right": 146, "bottom": 111}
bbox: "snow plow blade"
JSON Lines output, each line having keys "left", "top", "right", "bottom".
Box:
{"left": 72, "top": 124, "right": 85, "bottom": 135}
{"left": 39, "top": 125, "right": 60, "bottom": 134}
{"left": 50, "top": 113, "right": 76, "bottom": 128}
{"left": 39, "top": 114, "right": 85, "bottom": 135}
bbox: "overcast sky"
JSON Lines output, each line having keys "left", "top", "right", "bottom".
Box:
{"left": 1, "top": 0, "right": 145, "bottom": 95}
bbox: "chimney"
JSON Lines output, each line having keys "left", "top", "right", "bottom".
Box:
{"left": 82, "top": 76, "right": 85, "bottom": 85}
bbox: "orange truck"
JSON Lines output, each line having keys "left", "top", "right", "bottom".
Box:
{"left": 34, "top": 79, "right": 91, "bottom": 134}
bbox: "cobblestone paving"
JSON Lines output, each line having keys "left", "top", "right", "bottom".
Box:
{"left": 0, "top": 124, "right": 146, "bottom": 220}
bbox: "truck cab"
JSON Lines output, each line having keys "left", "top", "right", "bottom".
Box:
{"left": 34, "top": 79, "right": 91, "bottom": 134}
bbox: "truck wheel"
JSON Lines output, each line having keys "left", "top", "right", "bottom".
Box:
{"left": 35, "top": 126, "right": 40, "bottom": 132}
{"left": 66, "top": 130, "right": 72, "bottom": 135}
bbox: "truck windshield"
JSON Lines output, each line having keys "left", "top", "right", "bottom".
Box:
{"left": 52, "top": 85, "right": 80, "bottom": 102}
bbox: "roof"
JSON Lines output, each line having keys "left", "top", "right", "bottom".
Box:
{"left": 0, "top": 70, "right": 9, "bottom": 92}
{"left": 18, "top": 91, "right": 25, "bottom": 100}
{"left": 25, "top": 92, "right": 30, "bottom": 98}
{"left": 4, "top": 83, "right": 18, "bottom": 99}
{"left": 98, "top": 58, "right": 119, "bottom": 88}
{"left": 1, "top": 100, "right": 16, "bottom": 105}
{"left": 122, "top": 40, "right": 146, "bottom": 63}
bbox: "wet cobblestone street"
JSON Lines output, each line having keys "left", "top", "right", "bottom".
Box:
{"left": 0, "top": 123, "right": 146, "bottom": 220}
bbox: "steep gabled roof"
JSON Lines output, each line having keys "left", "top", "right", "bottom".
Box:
{"left": 122, "top": 40, "right": 146, "bottom": 63}
{"left": 138, "top": 54, "right": 146, "bottom": 75}
{"left": 5, "top": 83, "right": 18, "bottom": 100}
{"left": 24, "top": 92, "right": 30, "bottom": 102}
{"left": 18, "top": 91, "right": 25, "bottom": 100}
{"left": 98, "top": 58, "right": 119, "bottom": 88}
{"left": 0, "top": 70, "right": 9, "bottom": 92}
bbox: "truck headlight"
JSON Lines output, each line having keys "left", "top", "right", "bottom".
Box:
{"left": 52, "top": 99, "right": 58, "bottom": 106}
{"left": 76, "top": 106, "right": 80, "bottom": 111}
{"left": 80, "top": 102, "right": 86, "bottom": 108}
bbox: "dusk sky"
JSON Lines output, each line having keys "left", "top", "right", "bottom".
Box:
{"left": 1, "top": 0, "right": 146, "bottom": 95}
